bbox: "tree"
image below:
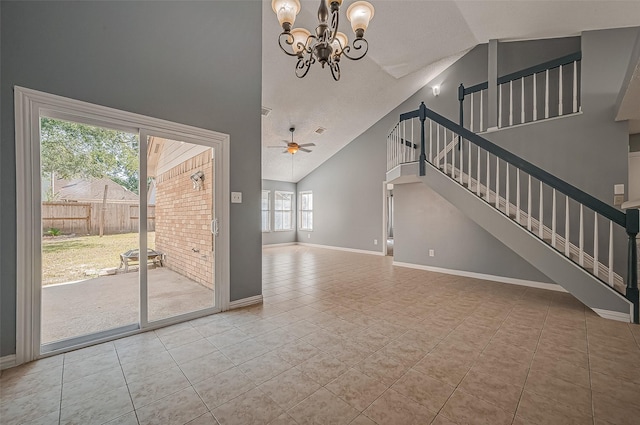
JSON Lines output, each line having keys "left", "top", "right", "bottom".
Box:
{"left": 40, "top": 117, "right": 140, "bottom": 194}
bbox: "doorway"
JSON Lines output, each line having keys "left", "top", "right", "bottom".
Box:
{"left": 15, "top": 87, "right": 230, "bottom": 361}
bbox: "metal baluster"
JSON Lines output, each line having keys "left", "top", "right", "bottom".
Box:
{"left": 608, "top": 221, "right": 614, "bottom": 286}
{"left": 533, "top": 73, "right": 538, "bottom": 121}
{"left": 594, "top": 212, "right": 600, "bottom": 277}
{"left": 552, "top": 189, "right": 557, "bottom": 247}
{"left": 559, "top": 64, "right": 564, "bottom": 116}
{"left": 545, "top": 69, "right": 550, "bottom": 119}
{"left": 573, "top": 61, "right": 578, "bottom": 113}
{"left": 527, "top": 175, "right": 532, "bottom": 231}
{"left": 509, "top": 80, "right": 514, "bottom": 126}
{"left": 579, "top": 204, "right": 584, "bottom": 266}
{"left": 564, "top": 196, "right": 570, "bottom": 257}
{"left": 539, "top": 181, "right": 544, "bottom": 238}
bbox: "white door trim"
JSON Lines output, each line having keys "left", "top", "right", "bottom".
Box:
{"left": 14, "top": 86, "right": 230, "bottom": 365}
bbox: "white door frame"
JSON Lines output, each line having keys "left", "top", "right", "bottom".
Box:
{"left": 14, "top": 86, "right": 230, "bottom": 364}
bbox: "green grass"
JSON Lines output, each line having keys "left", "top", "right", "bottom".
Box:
{"left": 42, "top": 232, "right": 155, "bottom": 286}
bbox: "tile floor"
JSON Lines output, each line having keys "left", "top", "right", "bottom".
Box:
{"left": 2, "top": 245, "right": 640, "bottom": 425}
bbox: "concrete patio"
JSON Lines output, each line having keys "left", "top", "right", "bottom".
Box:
{"left": 42, "top": 267, "right": 214, "bottom": 344}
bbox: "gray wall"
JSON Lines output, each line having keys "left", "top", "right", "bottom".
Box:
{"left": 0, "top": 1, "right": 262, "bottom": 357}
{"left": 262, "top": 179, "right": 297, "bottom": 245}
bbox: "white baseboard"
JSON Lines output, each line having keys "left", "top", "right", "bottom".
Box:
{"left": 393, "top": 261, "right": 566, "bottom": 292}
{"left": 229, "top": 295, "right": 263, "bottom": 310}
{"left": 297, "top": 243, "right": 384, "bottom": 256}
{"left": 1, "top": 354, "right": 17, "bottom": 370}
{"left": 262, "top": 242, "right": 297, "bottom": 248}
{"left": 593, "top": 308, "right": 631, "bottom": 323}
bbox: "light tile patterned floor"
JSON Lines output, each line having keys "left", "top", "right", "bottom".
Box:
{"left": 2, "top": 245, "right": 640, "bottom": 425}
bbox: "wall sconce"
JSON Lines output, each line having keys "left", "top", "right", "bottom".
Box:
{"left": 190, "top": 171, "right": 204, "bottom": 190}
{"left": 432, "top": 85, "right": 440, "bottom": 97}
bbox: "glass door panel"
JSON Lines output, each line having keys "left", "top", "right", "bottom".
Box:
{"left": 40, "top": 116, "right": 140, "bottom": 349}
{"left": 145, "top": 135, "right": 216, "bottom": 322}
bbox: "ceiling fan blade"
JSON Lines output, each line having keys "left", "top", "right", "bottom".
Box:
{"left": 298, "top": 147, "right": 313, "bottom": 153}
{"left": 298, "top": 143, "right": 316, "bottom": 147}
{"left": 282, "top": 150, "right": 289, "bottom": 154}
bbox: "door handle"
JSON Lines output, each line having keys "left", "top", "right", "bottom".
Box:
{"left": 211, "top": 218, "right": 219, "bottom": 236}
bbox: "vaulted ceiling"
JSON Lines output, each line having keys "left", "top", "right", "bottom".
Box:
{"left": 262, "top": 0, "right": 640, "bottom": 182}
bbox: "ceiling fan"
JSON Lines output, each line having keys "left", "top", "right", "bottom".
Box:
{"left": 268, "top": 127, "right": 315, "bottom": 155}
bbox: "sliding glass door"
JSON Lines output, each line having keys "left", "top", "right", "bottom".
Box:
{"left": 37, "top": 113, "right": 221, "bottom": 354}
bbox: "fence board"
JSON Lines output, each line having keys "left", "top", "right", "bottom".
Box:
{"left": 42, "top": 202, "right": 155, "bottom": 235}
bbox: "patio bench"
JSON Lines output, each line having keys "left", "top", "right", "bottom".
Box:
{"left": 119, "top": 248, "right": 165, "bottom": 273}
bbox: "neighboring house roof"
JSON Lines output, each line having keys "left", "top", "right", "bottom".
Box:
{"left": 53, "top": 177, "right": 138, "bottom": 202}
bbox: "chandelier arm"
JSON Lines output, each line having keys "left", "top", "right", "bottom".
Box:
{"left": 329, "top": 58, "right": 341, "bottom": 81}
{"left": 295, "top": 54, "right": 315, "bottom": 79}
{"left": 329, "top": 5, "right": 339, "bottom": 42}
{"left": 341, "top": 38, "right": 369, "bottom": 61}
{"left": 278, "top": 32, "right": 301, "bottom": 57}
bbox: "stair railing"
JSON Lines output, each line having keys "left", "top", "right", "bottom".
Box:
{"left": 459, "top": 52, "right": 582, "bottom": 132}
{"left": 388, "top": 102, "right": 638, "bottom": 323}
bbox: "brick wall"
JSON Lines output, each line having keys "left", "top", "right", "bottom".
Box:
{"left": 155, "top": 150, "right": 214, "bottom": 289}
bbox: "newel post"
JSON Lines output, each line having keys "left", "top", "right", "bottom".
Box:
{"left": 626, "top": 208, "right": 639, "bottom": 323}
{"left": 419, "top": 102, "right": 427, "bottom": 176}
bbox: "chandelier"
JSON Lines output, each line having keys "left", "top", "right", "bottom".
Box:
{"left": 272, "top": 0, "right": 375, "bottom": 81}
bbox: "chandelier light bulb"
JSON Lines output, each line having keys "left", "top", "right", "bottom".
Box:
{"left": 290, "top": 28, "right": 311, "bottom": 54}
{"left": 331, "top": 32, "right": 349, "bottom": 56}
{"left": 346, "top": 1, "right": 375, "bottom": 36}
{"left": 272, "top": 0, "right": 301, "bottom": 29}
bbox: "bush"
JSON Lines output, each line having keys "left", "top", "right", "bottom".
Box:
{"left": 46, "top": 228, "right": 62, "bottom": 236}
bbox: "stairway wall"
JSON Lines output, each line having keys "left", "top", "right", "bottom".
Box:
{"left": 394, "top": 182, "right": 553, "bottom": 284}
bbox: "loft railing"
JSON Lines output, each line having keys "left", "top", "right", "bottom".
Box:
{"left": 459, "top": 52, "right": 582, "bottom": 132}
{"left": 387, "top": 102, "right": 639, "bottom": 323}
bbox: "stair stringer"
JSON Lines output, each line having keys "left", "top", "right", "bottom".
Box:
{"left": 411, "top": 161, "right": 633, "bottom": 319}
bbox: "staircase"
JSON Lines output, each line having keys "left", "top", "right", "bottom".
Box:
{"left": 387, "top": 103, "right": 639, "bottom": 323}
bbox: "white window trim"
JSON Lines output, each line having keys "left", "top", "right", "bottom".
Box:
{"left": 261, "top": 190, "right": 271, "bottom": 233}
{"left": 14, "top": 86, "right": 231, "bottom": 365}
{"left": 274, "top": 190, "right": 295, "bottom": 232}
{"left": 299, "top": 190, "right": 313, "bottom": 231}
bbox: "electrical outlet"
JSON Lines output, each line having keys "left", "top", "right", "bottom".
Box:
{"left": 374, "top": 239, "right": 378, "bottom": 245}
{"left": 307, "top": 233, "right": 311, "bottom": 239}
{"left": 429, "top": 249, "right": 435, "bottom": 257}
{"left": 231, "top": 192, "right": 242, "bottom": 203}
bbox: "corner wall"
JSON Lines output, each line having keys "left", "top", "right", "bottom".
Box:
{"left": 0, "top": 1, "right": 262, "bottom": 357}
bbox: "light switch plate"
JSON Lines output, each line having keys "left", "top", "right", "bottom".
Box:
{"left": 231, "top": 192, "right": 242, "bottom": 203}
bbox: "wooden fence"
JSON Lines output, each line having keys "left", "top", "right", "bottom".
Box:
{"left": 42, "top": 202, "right": 155, "bottom": 235}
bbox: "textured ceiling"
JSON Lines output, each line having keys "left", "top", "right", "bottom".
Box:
{"left": 262, "top": 0, "right": 640, "bottom": 182}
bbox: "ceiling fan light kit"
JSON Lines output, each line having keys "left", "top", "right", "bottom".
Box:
{"left": 272, "top": 0, "right": 375, "bottom": 81}
{"left": 268, "top": 127, "right": 316, "bottom": 155}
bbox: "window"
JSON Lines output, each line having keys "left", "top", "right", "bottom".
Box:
{"left": 299, "top": 191, "right": 313, "bottom": 231}
{"left": 274, "top": 191, "right": 294, "bottom": 231}
{"left": 261, "top": 190, "right": 270, "bottom": 232}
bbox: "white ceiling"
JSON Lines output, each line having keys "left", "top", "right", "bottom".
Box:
{"left": 262, "top": 0, "right": 640, "bottom": 182}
